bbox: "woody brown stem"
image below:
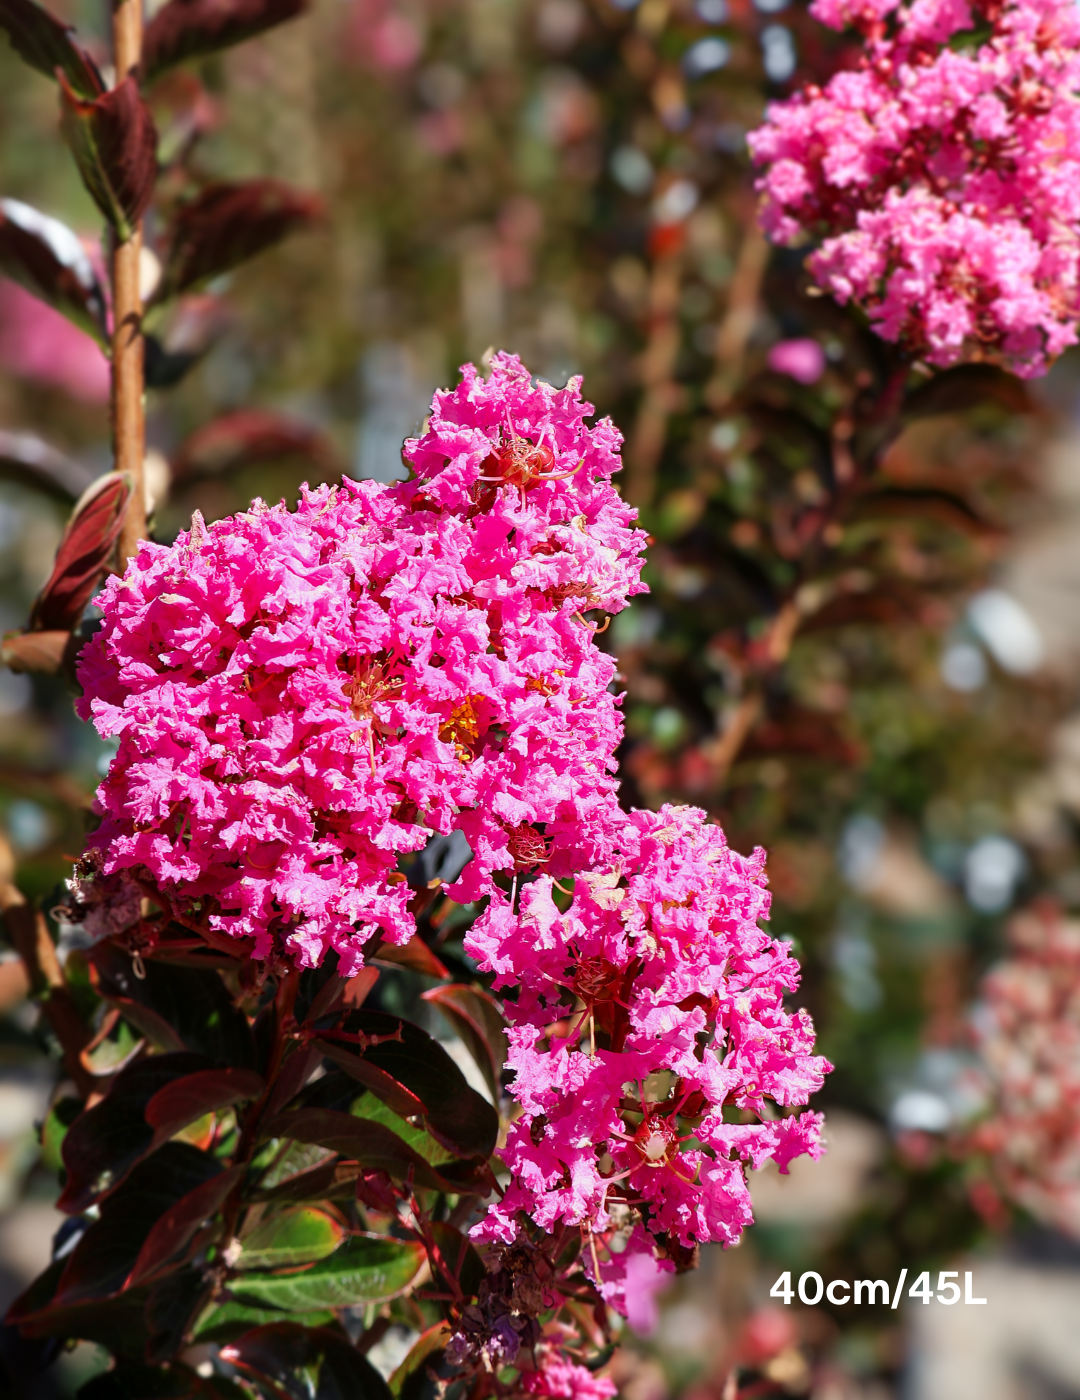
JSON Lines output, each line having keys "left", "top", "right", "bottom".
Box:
{"left": 625, "top": 249, "right": 684, "bottom": 510}
{"left": 0, "top": 882, "right": 92, "bottom": 1095}
{"left": 707, "top": 599, "right": 802, "bottom": 787}
{"left": 112, "top": 0, "right": 146, "bottom": 563}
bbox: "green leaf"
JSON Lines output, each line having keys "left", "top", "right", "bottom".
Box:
{"left": 236, "top": 1208, "right": 346, "bottom": 1270}
{"left": 229, "top": 1234, "right": 425, "bottom": 1311}
{"left": 349, "top": 1091, "right": 454, "bottom": 1169}
{"left": 191, "top": 1298, "right": 336, "bottom": 1344}
{"left": 40, "top": 1094, "right": 80, "bottom": 1174}
{"left": 221, "top": 1322, "right": 394, "bottom": 1400}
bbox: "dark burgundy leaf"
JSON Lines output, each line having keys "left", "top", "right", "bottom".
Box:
{"left": 59, "top": 75, "right": 158, "bottom": 241}
{"left": 422, "top": 984, "right": 507, "bottom": 1102}
{"left": 371, "top": 936, "right": 449, "bottom": 980}
{"left": 91, "top": 942, "right": 258, "bottom": 1067}
{"left": 221, "top": 1322, "right": 393, "bottom": 1400}
{"left": 341, "top": 1009, "right": 499, "bottom": 1160}
{"left": 0, "top": 200, "right": 108, "bottom": 345}
{"left": 313, "top": 1041, "right": 426, "bottom": 1120}
{"left": 145, "top": 1067, "right": 265, "bottom": 1147}
{"left": 386, "top": 1323, "right": 452, "bottom": 1396}
{"left": 143, "top": 0, "right": 307, "bottom": 81}
{"left": 171, "top": 408, "right": 340, "bottom": 484}
{"left": 0, "top": 0, "right": 103, "bottom": 97}
{"left": 28, "top": 472, "right": 131, "bottom": 633}
{"left": 55, "top": 1144, "right": 222, "bottom": 1304}
{"left": 73, "top": 1359, "right": 246, "bottom": 1398}
{"left": 265, "top": 1106, "right": 478, "bottom": 1192}
{"left": 7, "top": 1258, "right": 147, "bottom": 1353}
{"left": 260, "top": 1043, "right": 321, "bottom": 1121}
{"left": 58, "top": 1052, "right": 212, "bottom": 1212}
{"left": 903, "top": 363, "right": 1032, "bottom": 420}
{"left": 126, "top": 1164, "right": 244, "bottom": 1287}
{"left": 158, "top": 180, "right": 323, "bottom": 300}
{"left": 253, "top": 1156, "right": 358, "bottom": 1204}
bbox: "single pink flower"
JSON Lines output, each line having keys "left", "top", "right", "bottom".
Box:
{"left": 767, "top": 337, "right": 826, "bottom": 384}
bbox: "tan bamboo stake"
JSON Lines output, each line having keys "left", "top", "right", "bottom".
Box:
{"left": 113, "top": 0, "right": 147, "bottom": 563}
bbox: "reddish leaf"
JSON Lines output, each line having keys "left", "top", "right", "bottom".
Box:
{"left": 0, "top": 0, "right": 103, "bottom": 97}
{"left": 126, "top": 1163, "right": 244, "bottom": 1288}
{"left": 56, "top": 1143, "right": 222, "bottom": 1303}
{"left": 58, "top": 1052, "right": 212, "bottom": 1212}
{"left": 0, "top": 200, "right": 108, "bottom": 346}
{"left": 342, "top": 1009, "right": 499, "bottom": 1160}
{"left": 158, "top": 180, "right": 323, "bottom": 300}
{"left": 422, "top": 984, "right": 507, "bottom": 1102}
{"left": 1, "top": 628, "right": 73, "bottom": 674}
{"left": 314, "top": 1039, "right": 426, "bottom": 1119}
{"left": 265, "top": 1106, "right": 478, "bottom": 1192}
{"left": 145, "top": 1067, "right": 266, "bottom": 1148}
{"left": 143, "top": 0, "right": 307, "bottom": 81}
{"left": 171, "top": 408, "right": 340, "bottom": 483}
{"left": 373, "top": 935, "right": 449, "bottom": 980}
{"left": 903, "top": 363, "right": 1033, "bottom": 420}
{"left": 221, "top": 1323, "right": 393, "bottom": 1400}
{"left": 260, "top": 1043, "right": 321, "bottom": 1122}
{"left": 29, "top": 472, "right": 131, "bottom": 632}
{"left": 303, "top": 965, "right": 379, "bottom": 1026}
{"left": 388, "top": 1322, "right": 452, "bottom": 1396}
{"left": 59, "top": 75, "right": 158, "bottom": 241}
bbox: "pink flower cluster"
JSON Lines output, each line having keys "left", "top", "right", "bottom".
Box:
{"left": 970, "top": 904, "right": 1080, "bottom": 1238}
{"left": 467, "top": 805, "right": 829, "bottom": 1291}
{"left": 78, "top": 352, "right": 831, "bottom": 1349}
{"left": 77, "top": 353, "right": 646, "bottom": 970}
{"left": 748, "top": 0, "right": 1080, "bottom": 377}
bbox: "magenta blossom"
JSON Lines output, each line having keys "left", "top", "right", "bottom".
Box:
{"left": 767, "top": 338, "right": 826, "bottom": 384}
{"left": 467, "top": 805, "right": 829, "bottom": 1259}
{"left": 748, "top": 0, "right": 1080, "bottom": 377}
{"left": 77, "top": 354, "right": 646, "bottom": 969}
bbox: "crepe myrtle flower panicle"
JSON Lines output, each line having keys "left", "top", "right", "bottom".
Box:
{"left": 467, "top": 805, "right": 830, "bottom": 1284}
{"left": 76, "top": 353, "right": 647, "bottom": 970}
{"left": 970, "top": 904, "right": 1080, "bottom": 1238}
{"left": 748, "top": 0, "right": 1080, "bottom": 377}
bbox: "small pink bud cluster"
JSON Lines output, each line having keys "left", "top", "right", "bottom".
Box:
{"left": 77, "top": 354, "right": 646, "bottom": 970}
{"left": 466, "top": 805, "right": 830, "bottom": 1315}
{"left": 971, "top": 905, "right": 1080, "bottom": 1237}
{"left": 748, "top": 0, "right": 1080, "bottom": 377}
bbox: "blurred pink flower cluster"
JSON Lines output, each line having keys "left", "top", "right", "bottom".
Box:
{"left": 467, "top": 805, "right": 829, "bottom": 1308}
{"left": 77, "top": 353, "right": 646, "bottom": 969}
{"left": 748, "top": 0, "right": 1080, "bottom": 376}
{"left": 0, "top": 280, "right": 109, "bottom": 403}
{"left": 970, "top": 904, "right": 1080, "bottom": 1236}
